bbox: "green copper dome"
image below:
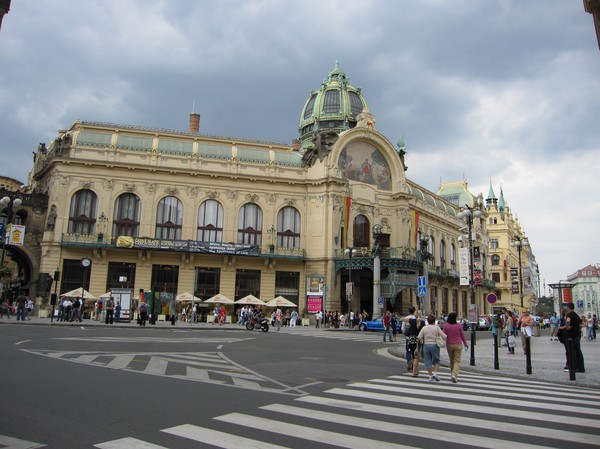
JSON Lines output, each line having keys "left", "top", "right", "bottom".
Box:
{"left": 298, "top": 61, "right": 368, "bottom": 151}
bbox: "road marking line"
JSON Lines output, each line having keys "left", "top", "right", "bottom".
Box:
{"left": 383, "top": 376, "right": 600, "bottom": 401}
{"left": 347, "top": 381, "right": 600, "bottom": 416}
{"left": 163, "top": 424, "right": 289, "bottom": 449}
{"left": 262, "top": 404, "right": 553, "bottom": 449}
{"left": 326, "top": 387, "right": 600, "bottom": 428}
{"left": 296, "top": 396, "right": 597, "bottom": 442}
{"left": 94, "top": 437, "right": 168, "bottom": 448}
{"left": 0, "top": 435, "right": 45, "bottom": 448}
{"left": 214, "top": 413, "right": 417, "bottom": 449}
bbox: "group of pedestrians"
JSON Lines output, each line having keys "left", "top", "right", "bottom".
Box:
{"left": 401, "top": 308, "right": 468, "bottom": 383}
{"left": 0, "top": 295, "right": 34, "bottom": 321}
{"left": 56, "top": 297, "right": 86, "bottom": 322}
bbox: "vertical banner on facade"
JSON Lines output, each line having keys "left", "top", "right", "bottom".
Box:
{"left": 412, "top": 210, "right": 420, "bottom": 248}
{"left": 458, "top": 247, "right": 469, "bottom": 286}
{"left": 342, "top": 196, "right": 352, "bottom": 248}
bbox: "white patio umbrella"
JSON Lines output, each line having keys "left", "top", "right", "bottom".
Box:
{"left": 235, "top": 294, "right": 266, "bottom": 305}
{"left": 203, "top": 293, "right": 234, "bottom": 304}
{"left": 99, "top": 292, "right": 112, "bottom": 298}
{"left": 265, "top": 296, "right": 298, "bottom": 308}
{"left": 60, "top": 287, "right": 96, "bottom": 300}
{"left": 176, "top": 292, "right": 202, "bottom": 302}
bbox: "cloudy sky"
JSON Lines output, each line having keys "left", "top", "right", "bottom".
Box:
{"left": 1, "top": 1, "right": 598, "bottom": 294}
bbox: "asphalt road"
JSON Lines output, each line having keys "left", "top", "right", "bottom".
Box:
{"left": 1, "top": 323, "right": 598, "bottom": 448}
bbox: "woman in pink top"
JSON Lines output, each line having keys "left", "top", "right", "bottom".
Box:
{"left": 443, "top": 312, "right": 469, "bottom": 383}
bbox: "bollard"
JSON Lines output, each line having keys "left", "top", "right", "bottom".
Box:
{"left": 470, "top": 328, "right": 476, "bottom": 366}
{"left": 493, "top": 332, "right": 499, "bottom": 370}
{"left": 525, "top": 336, "right": 532, "bottom": 374}
{"left": 567, "top": 338, "right": 577, "bottom": 381}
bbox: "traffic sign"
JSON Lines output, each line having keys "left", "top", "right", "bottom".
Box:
{"left": 418, "top": 276, "right": 427, "bottom": 287}
{"left": 418, "top": 286, "right": 427, "bottom": 298}
{"left": 378, "top": 296, "right": 384, "bottom": 306}
{"left": 486, "top": 293, "right": 498, "bottom": 304}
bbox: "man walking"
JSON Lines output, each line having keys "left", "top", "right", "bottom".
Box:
{"left": 564, "top": 303, "right": 585, "bottom": 373}
{"left": 382, "top": 310, "right": 393, "bottom": 342}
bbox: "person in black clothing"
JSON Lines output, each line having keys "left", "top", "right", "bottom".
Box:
{"left": 104, "top": 297, "right": 114, "bottom": 324}
{"left": 563, "top": 303, "right": 585, "bottom": 373}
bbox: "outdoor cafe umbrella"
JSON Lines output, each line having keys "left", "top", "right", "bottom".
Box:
{"left": 235, "top": 294, "right": 266, "bottom": 306}
{"left": 60, "top": 287, "right": 96, "bottom": 300}
{"left": 176, "top": 292, "right": 202, "bottom": 302}
{"left": 203, "top": 293, "right": 234, "bottom": 304}
{"left": 265, "top": 296, "right": 298, "bottom": 308}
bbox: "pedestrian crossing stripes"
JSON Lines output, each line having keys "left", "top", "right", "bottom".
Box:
{"left": 94, "top": 371, "right": 600, "bottom": 448}
{"left": 295, "top": 329, "right": 395, "bottom": 343}
{"left": 23, "top": 349, "right": 303, "bottom": 394}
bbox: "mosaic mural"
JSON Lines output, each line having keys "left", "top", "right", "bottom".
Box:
{"left": 338, "top": 141, "right": 392, "bottom": 190}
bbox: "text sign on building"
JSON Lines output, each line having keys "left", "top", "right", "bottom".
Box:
{"left": 468, "top": 303, "right": 479, "bottom": 323}
{"left": 459, "top": 247, "right": 469, "bottom": 286}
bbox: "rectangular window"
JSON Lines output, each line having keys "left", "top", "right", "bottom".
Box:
{"left": 235, "top": 269, "right": 261, "bottom": 300}
{"left": 60, "top": 259, "right": 88, "bottom": 294}
{"left": 452, "top": 290, "right": 458, "bottom": 313}
{"left": 492, "top": 272, "right": 501, "bottom": 282}
{"left": 490, "top": 239, "right": 499, "bottom": 249}
{"left": 275, "top": 271, "right": 300, "bottom": 305}
{"left": 195, "top": 267, "right": 221, "bottom": 299}
{"left": 106, "top": 262, "right": 136, "bottom": 290}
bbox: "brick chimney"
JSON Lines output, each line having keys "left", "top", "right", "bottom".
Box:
{"left": 292, "top": 139, "right": 300, "bottom": 152}
{"left": 189, "top": 113, "right": 200, "bottom": 134}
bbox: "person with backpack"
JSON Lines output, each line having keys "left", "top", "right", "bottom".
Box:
{"left": 138, "top": 300, "right": 148, "bottom": 326}
{"left": 402, "top": 307, "right": 417, "bottom": 370}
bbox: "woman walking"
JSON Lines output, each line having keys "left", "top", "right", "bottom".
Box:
{"left": 443, "top": 312, "right": 468, "bottom": 383}
{"left": 505, "top": 310, "right": 516, "bottom": 354}
{"left": 417, "top": 315, "right": 446, "bottom": 382}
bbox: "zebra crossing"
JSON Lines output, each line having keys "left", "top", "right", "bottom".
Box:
{"left": 295, "top": 328, "right": 396, "bottom": 343}
{"left": 93, "top": 371, "right": 600, "bottom": 448}
{"left": 23, "top": 348, "right": 303, "bottom": 394}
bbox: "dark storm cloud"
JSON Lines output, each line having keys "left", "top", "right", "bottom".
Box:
{"left": 0, "top": 0, "right": 598, "bottom": 285}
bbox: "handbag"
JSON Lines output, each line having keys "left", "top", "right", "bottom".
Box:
{"left": 436, "top": 328, "right": 446, "bottom": 348}
{"left": 507, "top": 334, "right": 516, "bottom": 348}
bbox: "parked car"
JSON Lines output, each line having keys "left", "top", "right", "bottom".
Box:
{"left": 476, "top": 317, "right": 491, "bottom": 331}
{"left": 358, "top": 316, "right": 401, "bottom": 332}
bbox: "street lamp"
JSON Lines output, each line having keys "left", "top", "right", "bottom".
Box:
{"left": 457, "top": 204, "right": 483, "bottom": 367}
{"left": 372, "top": 223, "right": 383, "bottom": 318}
{"left": 511, "top": 236, "right": 529, "bottom": 309}
{"left": 0, "top": 195, "right": 23, "bottom": 274}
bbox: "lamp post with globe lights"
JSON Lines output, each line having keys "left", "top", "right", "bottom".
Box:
{"left": 372, "top": 223, "right": 383, "bottom": 318}
{"left": 457, "top": 204, "right": 483, "bottom": 366}
{"left": 0, "top": 195, "right": 23, "bottom": 274}
{"left": 511, "top": 236, "right": 529, "bottom": 309}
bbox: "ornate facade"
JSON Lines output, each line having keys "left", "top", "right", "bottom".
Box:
{"left": 23, "top": 63, "right": 503, "bottom": 319}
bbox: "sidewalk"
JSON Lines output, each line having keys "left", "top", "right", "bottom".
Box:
{"left": 3, "top": 317, "right": 598, "bottom": 389}
{"left": 389, "top": 330, "right": 600, "bottom": 389}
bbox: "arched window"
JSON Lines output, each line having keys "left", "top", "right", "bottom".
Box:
{"left": 238, "top": 203, "right": 263, "bottom": 245}
{"left": 353, "top": 215, "right": 370, "bottom": 247}
{"left": 155, "top": 196, "right": 183, "bottom": 240}
{"left": 491, "top": 254, "right": 500, "bottom": 266}
{"left": 450, "top": 243, "right": 456, "bottom": 269}
{"left": 277, "top": 206, "right": 300, "bottom": 248}
{"left": 323, "top": 89, "right": 340, "bottom": 114}
{"left": 440, "top": 240, "right": 446, "bottom": 268}
{"left": 198, "top": 199, "right": 223, "bottom": 242}
{"left": 113, "top": 193, "right": 141, "bottom": 237}
{"left": 68, "top": 189, "right": 98, "bottom": 234}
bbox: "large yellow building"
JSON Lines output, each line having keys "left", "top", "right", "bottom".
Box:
{"left": 23, "top": 63, "right": 502, "bottom": 320}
